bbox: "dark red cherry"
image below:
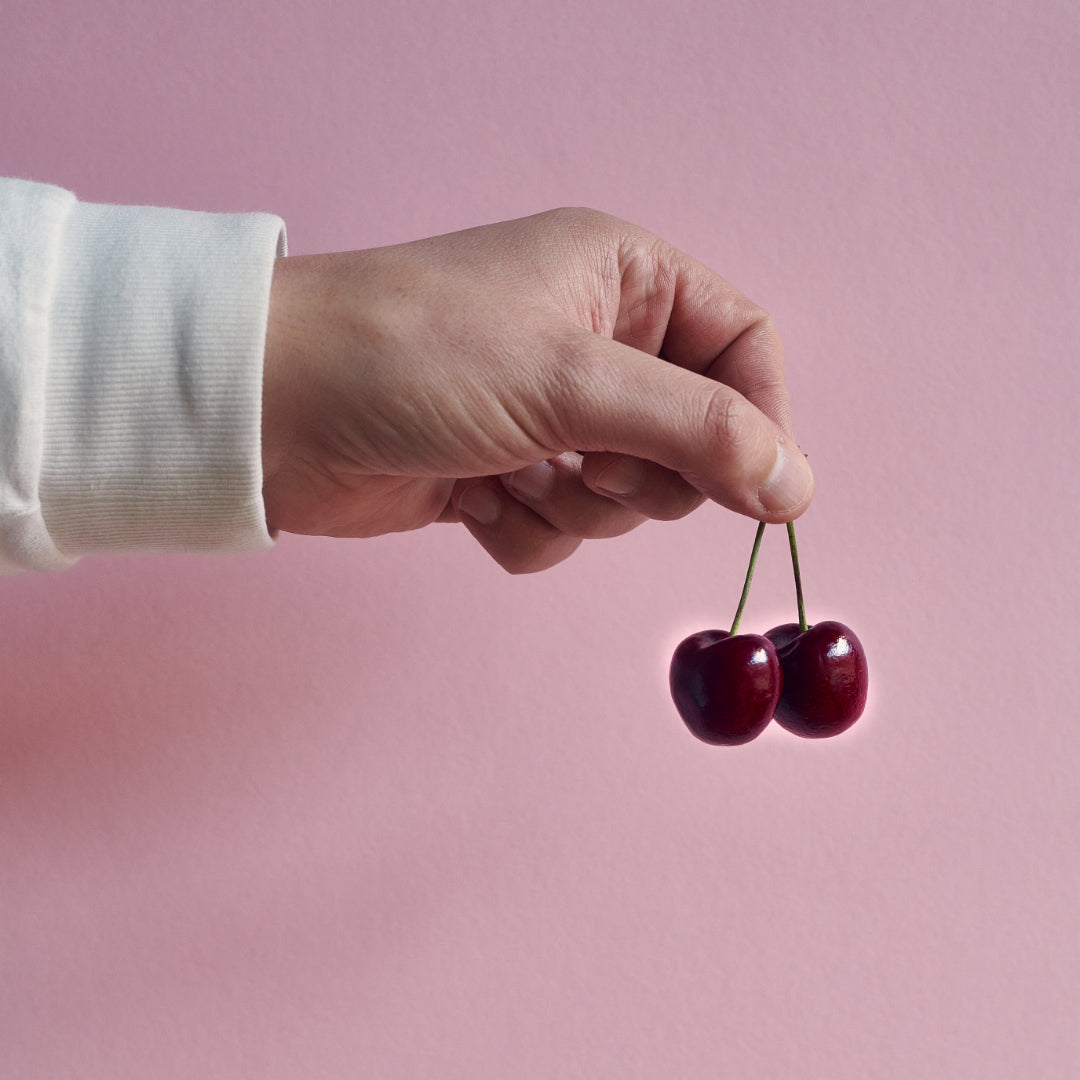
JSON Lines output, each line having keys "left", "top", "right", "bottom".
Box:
{"left": 669, "top": 630, "right": 782, "bottom": 746}
{"left": 764, "top": 621, "right": 868, "bottom": 738}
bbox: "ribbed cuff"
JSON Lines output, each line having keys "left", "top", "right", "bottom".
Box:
{"left": 43, "top": 200, "right": 286, "bottom": 560}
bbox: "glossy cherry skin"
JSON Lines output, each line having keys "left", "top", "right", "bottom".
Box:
{"left": 764, "top": 621, "right": 868, "bottom": 738}
{"left": 670, "top": 630, "right": 782, "bottom": 746}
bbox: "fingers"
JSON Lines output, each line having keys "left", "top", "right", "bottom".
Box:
{"left": 451, "top": 319, "right": 813, "bottom": 577}
{"left": 575, "top": 452, "right": 705, "bottom": 520}
{"left": 539, "top": 330, "right": 814, "bottom": 523}
{"left": 665, "top": 268, "right": 791, "bottom": 427}
{"left": 501, "top": 453, "right": 644, "bottom": 539}
{"left": 502, "top": 451, "right": 704, "bottom": 534}
{"left": 613, "top": 231, "right": 794, "bottom": 436}
{"left": 453, "top": 476, "right": 583, "bottom": 575}
{"left": 451, "top": 452, "right": 705, "bottom": 574}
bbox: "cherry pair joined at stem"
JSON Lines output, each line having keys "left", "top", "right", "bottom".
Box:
{"left": 669, "top": 521, "right": 868, "bottom": 746}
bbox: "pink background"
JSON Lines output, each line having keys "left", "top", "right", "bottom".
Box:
{"left": 3, "top": 1, "right": 1078, "bottom": 1076}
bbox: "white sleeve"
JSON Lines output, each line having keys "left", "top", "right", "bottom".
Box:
{"left": 0, "top": 178, "right": 287, "bottom": 576}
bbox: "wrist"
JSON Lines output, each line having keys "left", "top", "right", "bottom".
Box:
{"left": 262, "top": 256, "right": 305, "bottom": 501}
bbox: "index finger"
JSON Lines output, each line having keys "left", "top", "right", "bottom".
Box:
{"left": 613, "top": 233, "right": 795, "bottom": 437}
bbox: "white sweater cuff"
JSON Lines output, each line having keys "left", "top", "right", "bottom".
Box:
{"left": 39, "top": 194, "right": 286, "bottom": 566}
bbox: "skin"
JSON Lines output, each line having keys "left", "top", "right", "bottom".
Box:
{"left": 261, "top": 207, "right": 813, "bottom": 574}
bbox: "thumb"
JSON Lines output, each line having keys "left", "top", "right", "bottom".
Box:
{"left": 545, "top": 333, "right": 814, "bottom": 522}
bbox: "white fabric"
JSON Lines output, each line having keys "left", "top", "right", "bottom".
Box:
{"left": 0, "top": 178, "right": 286, "bottom": 575}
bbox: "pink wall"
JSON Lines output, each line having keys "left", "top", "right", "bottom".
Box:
{"left": 3, "top": 1, "right": 1078, "bottom": 1076}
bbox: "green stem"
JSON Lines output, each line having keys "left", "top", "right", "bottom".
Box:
{"left": 730, "top": 520, "right": 767, "bottom": 635}
{"left": 786, "top": 521, "right": 808, "bottom": 632}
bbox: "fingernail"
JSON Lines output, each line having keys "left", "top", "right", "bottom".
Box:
{"left": 593, "top": 456, "right": 644, "bottom": 497}
{"left": 758, "top": 441, "right": 813, "bottom": 514}
{"left": 458, "top": 485, "right": 501, "bottom": 526}
{"left": 506, "top": 461, "right": 555, "bottom": 501}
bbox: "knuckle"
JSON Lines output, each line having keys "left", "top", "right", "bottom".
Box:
{"left": 701, "top": 387, "right": 752, "bottom": 457}
{"left": 740, "top": 311, "right": 787, "bottom": 379}
{"left": 540, "top": 206, "right": 610, "bottom": 238}
{"left": 540, "top": 207, "right": 633, "bottom": 270}
{"left": 748, "top": 305, "right": 776, "bottom": 333}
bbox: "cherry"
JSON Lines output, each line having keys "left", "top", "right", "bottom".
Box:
{"left": 668, "top": 519, "right": 868, "bottom": 745}
{"left": 669, "top": 521, "right": 781, "bottom": 746}
{"left": 670, "top": 630, "right": 781, "bottom": 745}
{"left": 765, "top": 621, "right": 868, "bottom": 738}
{"left": 764, "top": 523, "right": 869, "bottom": 738}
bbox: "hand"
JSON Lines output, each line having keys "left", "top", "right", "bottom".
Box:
{"left": 261, "top": 208, "right": 813, "bottom": 573}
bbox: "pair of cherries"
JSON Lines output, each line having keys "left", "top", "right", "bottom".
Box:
{"left": 670, "top": 522, "right": 868, "bottom": 745}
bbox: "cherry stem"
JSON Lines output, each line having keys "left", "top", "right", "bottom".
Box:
{"left": 786, "top": 521, "right": 808, "bottom": 632}
{"left": 729, "top": 520, "right": 767, "bottom": 635}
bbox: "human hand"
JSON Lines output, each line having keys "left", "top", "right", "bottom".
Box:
{"left": 261, "top": 208, "right": 813, "bottom": 573}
